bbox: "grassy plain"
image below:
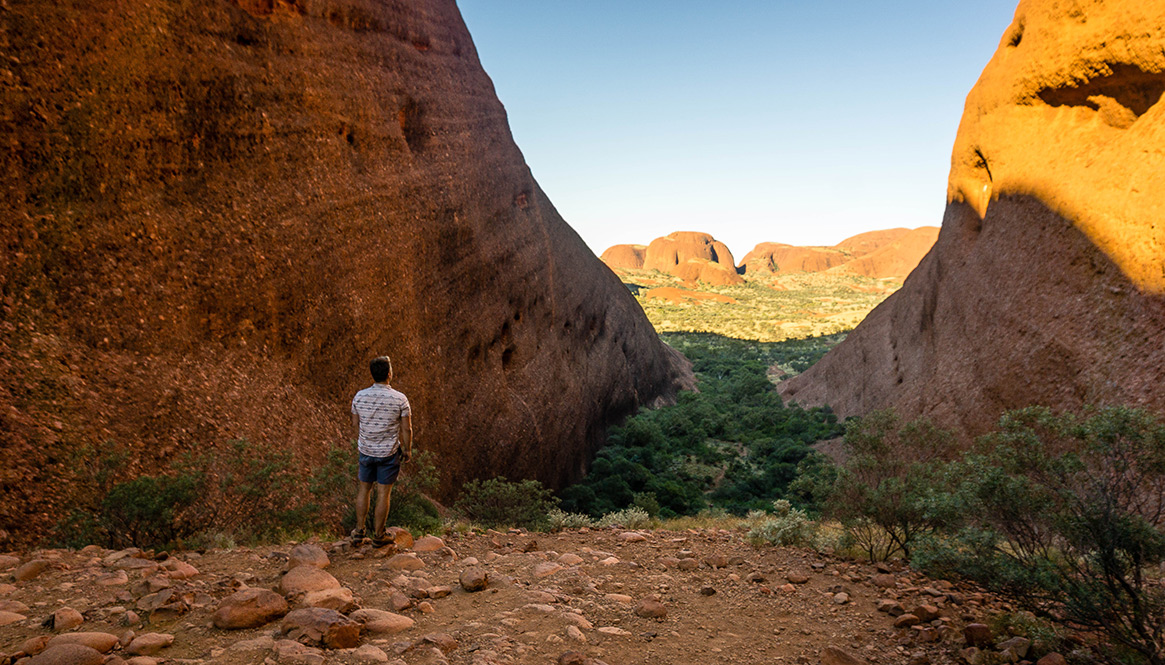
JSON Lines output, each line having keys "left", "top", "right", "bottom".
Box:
{"left": 617, "top": 267, "right": 902, "bottom": 342}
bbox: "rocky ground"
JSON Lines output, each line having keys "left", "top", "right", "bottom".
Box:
{"left": 0, "top": 527, "right": 1067, "bottom": 665}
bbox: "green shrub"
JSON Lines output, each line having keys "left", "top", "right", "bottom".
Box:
{"left": 454, "top": 477, "right": 558, "bottom": 530}
{"left": 100, "top": 472, "right": 201, "bottom": 548}
{"left": 827, "top": 410, "right": 959, "bottom": 560}
{"left": 935, "top": 406, "right": 1165, "bottom": 665}
{"left": 544, "top": 508, "right": 594, "bottom": 531}
{"left": 748, "top": 499, "right": 817, "bottom": 547}
{"left": 596, "top": 507, "right": 652, "bottom": 529}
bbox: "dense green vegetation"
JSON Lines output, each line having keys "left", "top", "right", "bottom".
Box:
{"left": 558, "top": 332, "right": 844, "bottom": 518}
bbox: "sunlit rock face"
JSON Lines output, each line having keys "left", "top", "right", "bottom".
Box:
{"left": 599, "top": 245, "right": 647, "bottom": 270}
{"left": 0, "top": 0, "right": 691, "bottom": 542}
{"left": 781, "top": 0, "right": 1165, "bottom": 432}
{"left": 642, "top": 232, "right": 742, "bottom": 284}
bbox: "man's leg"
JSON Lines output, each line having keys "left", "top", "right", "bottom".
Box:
{"left": 354, "top": 481, "right": 374, "bottom": 536}
{"left": 373, "top": 483, "right": 394, "bottom": 536}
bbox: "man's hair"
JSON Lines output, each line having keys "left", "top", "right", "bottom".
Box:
{"left": 370, "top": 356, "right": 392, "bottom": 383}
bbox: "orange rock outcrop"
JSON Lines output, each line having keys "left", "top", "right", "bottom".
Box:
{"left": 602, "top": 232, "right": 743, "bottom": 286}
{"left": 781, "top": 0, "right": 1165, "bottom": 430}
{"left": 738, "top": 243, "right": 850, "bottom": 275}
{"left": 827, "top": 227, "right": 940, "bottom": 280}
{"left": 600, "top": 245, "right": 647, "bottom": 270}
{"left": 0, "top": 0, "right": 692, "bottom": 542}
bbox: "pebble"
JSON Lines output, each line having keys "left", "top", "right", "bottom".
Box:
{"left": 634, "top": 597, "right": 667, "bottom": 619}
{"left": 51, "top": 607, "right": 84, "bottom": 631}
{"left": 786, "top": 572, "right": 810, "bottom": 584}
{"left": 353, "top": 644, "right": 390, "bottom": 663}
{"left": 125, "top": 633, "right": 174, "bottom": 656}
{"left": 288, "top": 544, "right": 330, "bottom": 570}
{"left": 385, "top": 553, "right": 426, "bottom": 571}
{"left": 533, "top": 562, "right": 563, "bottom": 578}
{"left": 0, "top": 610, "right": 26, "bottom": 626}
{"left": 350, "top": 609, "right": 415, "bottom": 635}
{"left": 460, "top": 567, "right": 489, "bottom": 592}
{"left": 27, "top": 644, "right": 104, "bottom": 665}
{"left": 597, "top": 627, "right": 631, "bottom": 636}
{"left": 15, "top": 559, "right": 51, "bottom": 582}
{"left": 833, "top": 592, "right": 850, "bottom": 605}
{"left": 413, "top": 536, "right": 446, "bottom": 552}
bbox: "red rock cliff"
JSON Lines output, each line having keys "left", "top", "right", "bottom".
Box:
{"left": 780, "top": 0, "right": 1165, "bottom": 431}
{"left": 0, "top": 0, "right": 691, "bottom": 542}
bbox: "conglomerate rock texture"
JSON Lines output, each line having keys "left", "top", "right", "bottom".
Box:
{"left": 781, "top": 0, "right": 1165, "bottom": 431}
{"left": 0, "top": 0, "right": 691, "bottom": 543}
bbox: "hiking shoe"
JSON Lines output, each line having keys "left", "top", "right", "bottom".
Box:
{"left": 349, "top": 529, "right": 367, "bottom": 544}
{"left": 371, "top": 532, "right": 393, "bottom": 549}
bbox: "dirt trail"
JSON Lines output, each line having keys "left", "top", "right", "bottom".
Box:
{"left": 0, "top": 528, "right": 1006, "bottom": 665}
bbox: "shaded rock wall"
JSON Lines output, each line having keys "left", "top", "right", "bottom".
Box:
{"left": 0, "top": 0, "right": 691, "bottom": 542}
{"left": 781, "top": 0, "right": 1165, "bottom": 429}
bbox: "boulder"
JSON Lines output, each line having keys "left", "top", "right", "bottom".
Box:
{"left": 0, "top": 555, "right": 19, "bottom": 570}
{"left": 27, "top": 644, "right": 104, "bottom": 665}
{"left": 302, "top": 587, "right": 357, "bottom": 613}
{"left": 0, "top": 610, "right": 25, "bottom": 626}
{"left": 211, "top": 588, "right": 290, "bottom": 629}
{"left": 161, "top": 560, "right": 199, "bottom": 580}
{"left": 412, "top": 536, "right": 445, "bottom": 553}
{"left": 385, "top": 554, "right": 425, "bottom": 571}
{"left": 384, "top": 527, "right": 414, "bottom": 550}
{"left": 634, "top": 597, "right": 667, "bottom": 619}
{"left": 460, "top": 567, "right": 489, "bottom": 592}
{"left": 273, "top": 639, "right": 325, "bottom": 665}
{"left": 1037, "top": 654, "right": 1068, "bottom": 665}
{"left": 125, "top": 633, "right": 173, "bottom": 656}
{"left": 288, "top": 544, "right": 330, "bottom": 570}
{"left": 350, "top": 608, "right": 415, "bottom": 635}
{"left": 46, "top": 633, "right": 120, "bottom": 653}
{"left": 533, "top": 562, "right": 563, "bottom": 578}
{"left": 870, "top": 574, "right": 897, "bottom": 588}
{"left": 963, "top": 623, "right": 993, "bottom": 647}
{"left": 281, "top": 566, "right": 342, "bottom": 596}
{"left": 893, "top": 614, "right": 921, "bottom": 629}
{"left": 49, "top": 607, "right": 84, "bottom": 631}
{"left": 14, "top": 559, "right": 50, "bottom": 581}
{"left": 280, "top": 608, "right": 362, "bottom": 649}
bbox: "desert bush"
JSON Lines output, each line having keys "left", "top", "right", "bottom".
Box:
{"left": 100, "top": 472, "right": 201, "bottom": 548}
{"left": 595, "top": 507, "right": 652, "bottom": 529}
{"left": 929, "top": 406, "right": 1165, "bottom": 665}
{"left": 747, "top": 499, "right": 818, "bottom": 547}
{"left": 827, "top": 410, "right": 959, "bottom": 560}
{"left": 545, "top": 508, "right": 594, "bottom": 531}
{"left": 454, "top": 477, "right": 558, "bottom": 530}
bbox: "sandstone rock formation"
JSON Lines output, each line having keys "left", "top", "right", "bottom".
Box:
{"left": 827, "top": 227, "right": 940, "bottom": 280}
{"left": 0, "top": 0, "right": 691, "bottom": 542}
{"left": 599, "top": 245, "right": 647, "bottom": 271}
{"left": 643, "top": 232, "right": 741, "bottom": 284}
{"left": 831, "top": 229, "right": 914, "bottom": 257}
{"left": 600, "top": 232, "right": 742, "bottom": 285}
{"left": 738, "top": 243, "right": 849, "bottom": 275}
{"left": 781, "top": 0, "right": 1165, "bottom": 431}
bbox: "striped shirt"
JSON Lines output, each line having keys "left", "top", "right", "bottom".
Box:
{"left": 351, "top": 384, "right": 411, "bottom": 457}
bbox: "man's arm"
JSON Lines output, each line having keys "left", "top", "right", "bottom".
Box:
{"left": 399, "top": 414, "right": 413, "bottom": 463}
{"left": 351, "top": 411, "right": 360, "bottom": 440}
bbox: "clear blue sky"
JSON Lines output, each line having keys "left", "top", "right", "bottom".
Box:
{"left": 458, "top": 1, "right": 1019, "bottom": 259}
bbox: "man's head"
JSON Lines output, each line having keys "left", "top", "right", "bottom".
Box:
{"left": 370, "top": 356, "right": 393, "bottom": 383}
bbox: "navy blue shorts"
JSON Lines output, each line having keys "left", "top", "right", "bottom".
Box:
{"left": 358, "top": 451, "right": 402, "bottom": 485}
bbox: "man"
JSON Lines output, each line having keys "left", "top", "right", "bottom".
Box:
{"left": 350, "top": 355, "right": 413, "bottom": 547}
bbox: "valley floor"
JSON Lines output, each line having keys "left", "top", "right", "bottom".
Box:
{"left": 0, "top": 527, "right": 1009, "bottom": 665}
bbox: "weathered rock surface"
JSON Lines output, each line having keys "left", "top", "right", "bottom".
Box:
{"left": 350, "top": 608, "right": 415, "bottom": 634}
{"left": 827, "top": 227, "right": 940, "bottom": 280}
{"left": 281, "top": 566, "right": 342, "bottom": 596}
{"left": 212, "top": 588, "right": 290, "bottom": 629}
{"left": 781, "top": 2, "right": 1165, "bottom": 429}
{"left": 288, "top": 544, "right": 330, "bottom": 570}
{"left": 26, "top": 644, "right": 105, "bottom": 665}
{"left": 281, "top": 608, "right": 362, "bottom": 649}
{"left": 0, "top": 0, "right": 691, "bottom": 544}
{"left": 45, "top": 633, "right": 120, "bottom": 653}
